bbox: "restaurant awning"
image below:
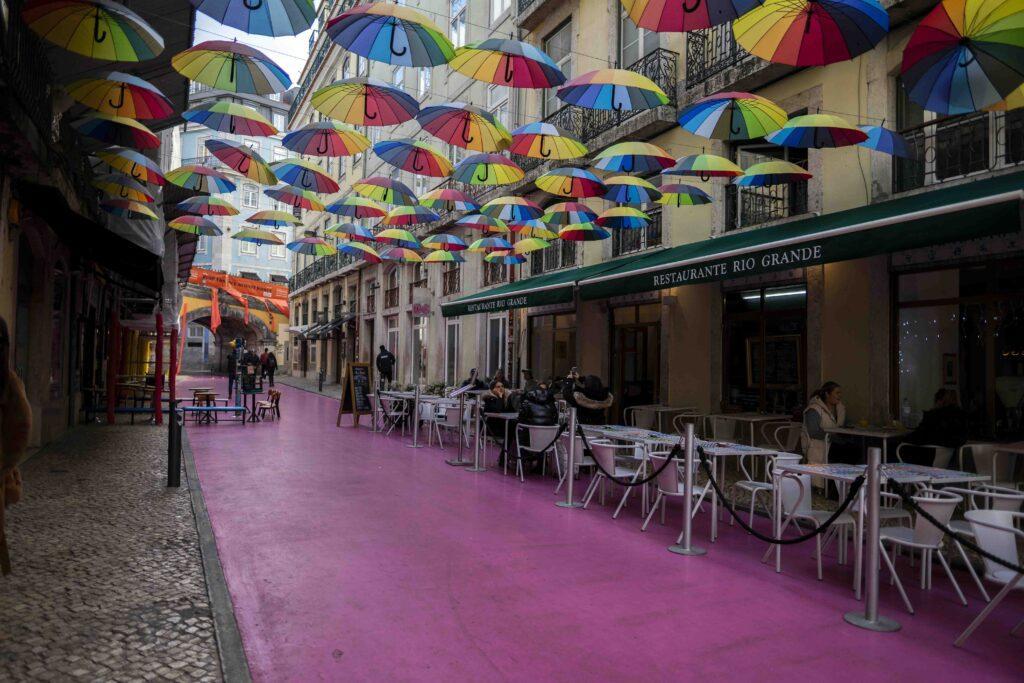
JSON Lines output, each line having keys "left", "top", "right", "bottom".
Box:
{"left": 310, "top": 314, "right": 355, "bottom": 339}
{"left": 579, "top": 171, "right": 1024, "bottom": 301}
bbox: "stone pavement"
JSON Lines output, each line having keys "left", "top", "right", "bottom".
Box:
{"left": 0, "top": 424, "right": 224, "bottom": 681}
{"left": 273, "top": 373, "right": 342, "bottom": 400}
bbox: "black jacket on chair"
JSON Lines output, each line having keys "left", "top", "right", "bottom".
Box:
{"left": 518, "top": 388, "right": 559, "bottom": 426}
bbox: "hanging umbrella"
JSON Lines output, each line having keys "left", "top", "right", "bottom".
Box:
{"left": 455, "top": 213, "right": 509, "bottom": 234}
{"left": 480, "top": 196, "right": 543, "bottom": 222}
{"left": 190, "top": 0, "right": 316, "bottom": 37}
{"left": 270, "top": 158, "right": 340, "bottom": 193}
{"left": 312, "top": 77, "right": 420, "bottom": 126}
{"left": 677, "top": 91, "right": 788, "bottom": 141}
{"left": 325, "top": 195, "right": 388, "bottom": 219}
{"left": 247, "top": 210, "right": 301, "bottom": 227}
{"left": 326, "top": 223, "right": 376, "bottom": 242}
{"left": 621, "top": 0, "right": 763, "bottom": 32}
{"left": 417, "top": 103, "right": 512, "bottom": 152}
{"left": 535, "top": 167, "right": 606, "bottom": 198}
{"left": 337, "top": 240, "right": 383, "bottom": 263}
{"left": 735, "top": 160, "right": 813, "bottom": 186}
{"left": 987, "top": 84, "right": 1024, "bottom": 112}
{"left": 374, "top": 139, "right": 453, "bottom": 177}
{"left": 183, "top": 100, "right": 277, "bottom": 136}
{"left": 485, "top": 250, "right": 526, "bottom": 265}
{"left": 423, "top": 250, "right": 465, "bottom": 264}
{"left": 512, "top": 237, "right": 550, "bottom": 254}
{"left": 176, "top": 196, "right": 239, "bottom": 216}
{"left": 376, "top": 228, "right": 420, "bottom": 248}
{"left": 453, "top": 153, "right": 524, "bottom": 185}
{"left": 205, "top": 139, "right": 277, "bottom": 185}
{"left": 508, "top": 219, "right": 557, "bottom": 239}
{"left": 596, "top": 207, "right": 650, "bottom": 230}
{"left": 901, "top": 0, "right": 1024, "bottom": 115}
{"left": 509, "top": 122, "right": 587, "bottom": 160}
{"left": 283, "top": 122, "right": 371, "bottom": 157}
{"left": 557, "top": 69, "right": 668, "bottom": 111}
{"left": 604, "top": 176, "right": 661, "bottom": 205}
{"left": 287, "top": 236, "right": 338, "bottom": 256}
{"left": 72, "top": 112, "right": 160, "bottom": 149}
{"left": 381, "top": 205, "right": 440, "bottom": 226}
{"left": 99, "top": 198, "right": 157, "bottom": 219}
{"left": 558, "top": 223, "right": 610, "bottom": 241}
{"left": 326, "top": 2, "right": 455, "bottom": 67}
{"left": 766, "top": 113, "right": 867, "bottom": 148}
{"left": 734, "top": 0, "right": 889, "bottom": 67}
{"left": 467, "top": 236, "right": 513, "bottom": 252}
{"left": 662, "top": 153, "right": 742, "bottom": 180}
{"left": 93, "top": 146, "right": 165, "bottom": 185}
{"left": 165, "top": 164, "right": 237, "bottom": 194}
{"left": 449, "top": 38, "right": 566, "bottom": 89}
{"left": 593, "top": 141, "right": 674, "bottom": 173}
{"left": 422, "top": 234, "right": 468, "bottom": 251}
{"left": 418, "top": 187, "right": 479, "bottom": 212}
{"left": 233, "top": 228, "right": 284, "bottom": 246}
{"left": 172, "top": 40, "right": 291, "bottom": 95}
{"left": 542, "top": 201, "right": 598, "bottom": 226}
{"left": 24, "top": 0, "right": 163, "bottom": 61}
{"left": 91, "top": 173, "right": 154, "bottom": 203}
{"left": 66, "top": 71, "right": 173, "bottom": 119}
{"left": 264, "top": 185, "right": 326, "bottom": 211}
{"left": 857, "top": 125, "right": 913, "bottom": 158}
{"left": 168, "top": 215, "right": 223, "bottom": 236}
{"left": 657, "top": 183, "right": 712, "bottom": 207}
{"left": 380, "top": 247, "right": 422, "bottom": 262}
{"left": 352, "top": 176, "right": 418, "bottom": 205}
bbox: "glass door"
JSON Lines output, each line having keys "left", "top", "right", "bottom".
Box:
{"left": 611, "top": 304, "right": 660, "bottom": 422}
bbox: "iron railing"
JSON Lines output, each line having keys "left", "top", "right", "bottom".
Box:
{"left": 482, "top": 261, "right": 508, "bottom": 287}
{"left": 442, "top": 267, "right": 461, "bottom": 296}
{"left": 685, "top": 22, "right": 755, "bottom": 88}
{"left": 530, "top": 240, "right": 578, "bottom": 276}
{"left": 612, "top": 209, "right": 663, "bottom": 256}
{"left": 724, "top": 181, "right": 809, "bottom": 231}
{"left": 408, "top": 277, "right": 428, "bottom": 301}
{"left": 288, "top": 252, "right": 357, "bottom": 290}
{"left": 517, "top": 0, "right": 533, "bottom": 15}
{"left": 384, "top": 287, "right": 400, "bottom": 309}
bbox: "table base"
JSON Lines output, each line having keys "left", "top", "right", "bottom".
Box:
{"left": 405, "top": 443, "right": 424, "bottom": 448}
{"left": 555, "top": 501, "right": 583, "bottom": 509}
{"left": 445, "top": 458, "right": 473, "bottom": 466}
{"left": 667, "top": 544, "right": 707, "bottom": 556}
{"left": 843, "top": 611, "right": 900, "bottom": 632}
{"left": 464, "top": 465, "right": 487, "bottom": 472}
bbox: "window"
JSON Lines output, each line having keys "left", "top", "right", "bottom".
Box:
{"left": 411, "top": 315, "right": 427, "bottom": 384}
{"left": 196, "top": 135, "right": 212, "bottom": 162}
{"left": 196, "top": 236, "right": 207, "bottom": 253}
{"left": 386, "top": 316, "right": 400, "bottom": 376}
{"left": 243, "top": 138, "right": 260, "bottom": 153}
{"left": 528, "top": 314, "right": 575, "bottom": 385}
{"left": 619, "top": 7, "right": 659, "bottom": 67}
{"left": 242, "top": 183, "right": 259, "bottom": 209}
{"left": 418, "top": 68, "right": 431, "bottom": 99}
{"left": 487, "top": 84, "right": 509, "bottom": 129}
{"left": 187, "top": 324, "right": 205, "bottom": 339}
{"left": 446, "top": 143, "right": 465, "bottom": 166}
{"left": 273, "top": 146, "right": 288, "bottom": 161}
{"left": 342, "top": 57, "right": 353, "bottom": 79}
{"left": 543, "top": 22, "right": 572, "bottom": 116}
{"left": 358, "top": 55, "right": 368, "bottom": 76}
{"left": 449, "top": 0, "right": 466, "bottom": 48}
{"left": 270, "top": 231, "right": 287, "bottom": 258}
{"left": 272, "top": 111, "right": 286, "bottom": 131}
{"left": 491, "top": 0, "right": 510, "bottom": 21}
{"left": 530, "top": 239, "right": 577, "bottom": 275}
{"left": 612, "top": 208, "right": 662, "bottom": 256}
{"left": 413, "top": 173, "right": 429, "bottom": 199}
{"left": 486, "top": 314, "right": 507, "bottom": 379}
{"left": 445, "top": 319, "right": 460, "bottom": 386}
{"left": 239, "top": 239, "right": 257, "bottom": 255}
{"left": 392, "top": 66, "right": 405, "bottom": 90}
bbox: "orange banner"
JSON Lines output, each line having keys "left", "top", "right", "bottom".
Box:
{"left": 209, "top": 287, "right": 221, "bottom": 333}
{"left": 189, "top": 267, "right": 288, "bottom": 300}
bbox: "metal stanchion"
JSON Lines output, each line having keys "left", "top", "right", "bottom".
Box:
{"left": 669, "top": 423, "right": 706, "bottom": 556}
{"left": 844, "top": 446, "right": 900, "bottom": 632}
{"left": 406, "top": 386, "right": 423, "bottom": 448}
{"left": 167, "top": 399, "right": 182, "bottom": 488}
{"left": 445, "top": 392, "right": 475, "bottom": 466}
{"left": 464, "top": 400, "right": 487, "bottom": 473}
{"left": 556, "top": 408, "right": 583, "bottom": 508}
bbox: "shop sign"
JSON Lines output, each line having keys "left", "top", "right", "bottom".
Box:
{"left": 650, "top": 244, "right": 824, "bottom": 289}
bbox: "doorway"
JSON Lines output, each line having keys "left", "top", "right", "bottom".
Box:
{"left": 611, "top": 303, "right": 661, "bottom": 423}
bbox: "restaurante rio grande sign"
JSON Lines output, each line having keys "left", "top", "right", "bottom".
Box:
{"left": 649, "top": 244, "right": 824, "bottom": 288}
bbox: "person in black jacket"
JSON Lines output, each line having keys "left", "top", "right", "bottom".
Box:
{"left": 375, "top": 345, "right": 395, "bottom": 388}
{"left": 900, "top": 388, "right": 969, "bottom": 465}
{"left": 482, "top": 380, "right": 519, "bottom": 465}
{"left": 226, "top": 350, "right": 238, "bottom": 399}
{"left": 562, "top": 372, "right": 614, "bottom": 425}
{"left": 518, "top": 385, "right": 558, "bottom": 426}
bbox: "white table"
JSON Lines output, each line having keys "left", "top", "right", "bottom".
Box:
{"left": 633, "top": 405, "right": 697, "bottom": 433}
{"left": 824, "top": 426, "right": 909, "bottom": 463}
{"left": 484, "top": 412, "right": 519, "bottom": 473}
{"left": 707, "top": 413, "right": 791, "bottom": 445}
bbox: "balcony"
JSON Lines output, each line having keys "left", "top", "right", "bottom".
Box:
{"left": 442, "top": 267, "right": 461, "bottom": 296}
{"left": 530, "top": 240, "right": 578, "bottom": 276}
{"left": 482, "top": 261, "right": 508, "bottom": 287}
{"left": 724, "top": 181, "right": 809, "bottom": 232}
{"left": 384, "top": 286, "right": 400, "bottom": 309}
{"left": 288, "top": 253, "right": 358, "bottom": 291}
{"left": 408, "top": 277, "right": 428, "bottom": 301}
{"left": 612, "top": 210, "right": 663, "bottom": 256}
{"left": 682, "top": 23, "right": 787, "bottom": 105}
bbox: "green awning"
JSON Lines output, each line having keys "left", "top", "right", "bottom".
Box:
{"left": 580, "top": 171, "right": 1024, "bottom": 301}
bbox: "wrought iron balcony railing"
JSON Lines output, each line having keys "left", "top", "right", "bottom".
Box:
{"left": 724, "top": 181, "right": 809, "bottom": 231}
{"left": 384, "top": 287, "right": 400, "bottom": 309}
{"left": 288, "top": 252, "right": 357, "bottom": 290}
{"left": 365, "top": 293, "right": 376, "bottom": 314}
{"left": 530, "top": 240, "right": 578, "bottom": 276}
{"left": 442, "top": 267, "right": 461, "bottom": 296}
{"left": 685, "top": 22, "right": 754, "bottom": 89}
{"left": 612, "top": 209, "right": 663, "bottom": 256}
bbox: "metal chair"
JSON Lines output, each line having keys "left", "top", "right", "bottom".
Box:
{"left": 641, "top": 445, "right": 710, "bottom": 531}
{"left": 894, "top": 442, "right": 954, "bottom": 468}
{"left": 581, "top": 439, "right": 644, "bottom": 512}
{"left": 514, "top": 424, "right": 561, "bottom": 482}
{"left": 944, "top": 485, "right": 1024, "bottom": 602}
{"left": 958, "top": 443, "right": 1020, "bottom": 488}
{"left": 774, "top": 472, "right": 857, "bottom": 580}
{"left": 954, "top": 510, "right": 1024, "bottom": 647}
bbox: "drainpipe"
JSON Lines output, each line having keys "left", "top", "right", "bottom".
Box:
{"left": 154, "top": 311, "right": 163, "bottom": 426}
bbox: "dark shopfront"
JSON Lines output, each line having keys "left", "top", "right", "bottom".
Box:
{"left": 528, "top": 312, "right": 576, "bottom": 386}
{"left": 611, "top": 303, "right": 661, "bottom": 419}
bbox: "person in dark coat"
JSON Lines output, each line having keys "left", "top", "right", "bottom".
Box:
{"left": 562, "top": 373, "right": 614, "bottom": 425}
{"left": 482, "top": 380, "right": 519, "bottom": 465}
{"left": 900, "top": 388, "right": 969, "bottom": 465}
{"left": 265, "top": 350, "right": 278, "bottom": 387}
{"left": 518, "top": 385, "right": 558, "bottom": 426}
{"left": 375, "top": 345, "right": 396, "bottom": 388}
{"left": 226, "top": 350, "right": 238, "bottom": 399}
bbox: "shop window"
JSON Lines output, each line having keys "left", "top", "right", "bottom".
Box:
{"left": 386, "top": 316, "right": 400, "bottom": 377}
{"left": 543, "top": 21, "right": 572, "bottom": 117}
{"left": 445, "top": 319, "right": 461, "bottom": 386}
{"left": 611, "top": 304, "right": 660, "bottom": 417}
{"left": 528, "top": 314, "right": 576, "bottom": 385}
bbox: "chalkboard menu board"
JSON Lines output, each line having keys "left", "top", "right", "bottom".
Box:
{"left": 747, "top": 335, "right": 801, "bottom": 389}
{"left": 337, "top": 362, "right": 373, "bottom": 426}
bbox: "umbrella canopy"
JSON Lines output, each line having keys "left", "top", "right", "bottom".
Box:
{"left": 190, "top": 0, "right": 316, "bottom": 37}
{"left": 508, "top": 122, "right": 587, "bottom": 160}
{"left": 901, "top": 0, "right": 1024, "bottom": 115}
{"left": 326, "top": 223, "right": 376, "bottom": 242}
{"left": 535, "top": 167, "right": 606, "bottom": 198}
{"left": 176, "top": 196, "right": 239, "bottom": 215}
{"left": 513, "top": 237, "right": 550, "bottom": 254}
{"left": 603, "top": 176, "right": 662, "bottom": 205}
{"left": 373, "top": 139, "right": 453, "bottom": 177}
{"left": 337, "top": 240, "right": 383, "bottom": 263}
{"left": 233, "top": 228, "right": 284, "bottom": 246}
{"left": 93, "top": 146, "right": 165, "bottom": 185}
{"left": 456, "top": 214, "right": 509, "bottom": 233}
{"left": 422, "top": 234, "right": 468, "bottom": 251}
{"left": 484, "top": 250, "right": 526, "bottom": 265}
{"left": 72, "top": 112, "right": 160, "bottom": 149}
{"left": 183, "top": 100, "right": 277, "bottom": 136}
{"left": 66, "top": 71, "right": 173, "bottom": 119}
{"left": 452, "top": 153, "right": 524, "bottom": 185}
{"left": 558, "top": 223, "right": 611, "bottom": 241}
{"left": 167, "top": 215, "right": 223, "bottom": 236}
{"left": 596, "top": 206, "right": 650, "bottom": 230}
{"left": 352, "top": 176, "right": 418, "bottom": 205}
{"left": 312, "top": 77, "right": 420, "bottom": 126}
{"left": 99, "top": 198, "right": 157, "bottom": 219}
{"left": 282, "top": 122, "right": 371, "bottom": 156}
{"left": 24, "top": 0, "right": 163, "bottom": 61}
{"left": 166, "top": 164, "right": 237, "bottom": 194}
{"left": 380, "top": 246, "right": 423, "bottom": 262}
{"left": 988, "top": 83, "right": 1024, "bottom": 111}
{"left": 205, "top": 139, "right": 277, "bottom": 184}
{"left": 662, "top": 153, "right": 743, "bottom": 180}
{"left": 326, "top": 2, "right": 455, "bottom": 67}
{"left": 91, "top": 173, "right": 154, "bottom": 203}
{"left": 557, "top": 68, "right": 668, "bottom": 111}
{"left": 467, "top": 236, "right": 513, "bottom": 252}
{"left": 325, "top": 195, "right": 388, "bottom": 218}
{"left": 247, "top": 209, "right": 301, "bottom": 227}
{"left": 417, "top": 103, "right": 512, "bottom": 152}
{"left": 657, "top": 183, "right": 712, "bottom": 207}
{"left": 508, "top": 219, "right": 557, "bottom": 239}
{"left": 270, "top": 158, "right": 340, "bottom": 193}
{"left": 423, "top": 250, "right": 465, "bottom": 263}
{"left": 449, "top": 38, "right": 566, "bottom": 89}
{"left": 593, "top": 141, "right": 674, "bottom": 173}
{"left": 264, "top": 185, "right": 326, "bottom": 211}
{"left": 734, "top": 0, "right": 889, "bottom": 67}
{"left": 287, "top": 236, "right": 337, "bottom": 256}
{"left": 418, "top": 187, "right": 480, "bottom": 212}
{"left": 857, "top": 125, "right": 913, "bottom": 157}
{"left": 542, "top": 201, "right": 598, "bottom": 226}
{"left": 621, "top": 0, "right": 762, "bottom": 32}
{"left": 381, "top": 205, "right": 440, "bottom": 226}
{"left": 172, "top": 40, "right": 291, "bottom": 95}
{"left": 735, "top": 160, "right": 813, "bottom": 186}
{"left": 766, "top": 113, "right": 867, "bottom": 148}
{"left": 376, "top": 228, "right": 420, "bottom": 248}
{"left": 480, "top": 196, "right": 543, "bottom": 222}
{"left": 677, "top": 91, "right": 788, "bottom": 141}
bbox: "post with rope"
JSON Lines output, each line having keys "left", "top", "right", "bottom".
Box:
{"left": 556, "top": 408, "right": 582, "bottom": 508}
{"left": 844, "top": 447, "right": 900, "bottom": 632}
{"left": 406, "top": 385, "right": 423, "bottom": 449}
{"left": 465, "top": 396, "right": 487, "bottom": 473}
{"left": 668, "top": 423, "right": 706, "bottom": 556}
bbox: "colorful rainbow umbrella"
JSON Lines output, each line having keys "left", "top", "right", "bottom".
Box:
{"left": 593, "top": 141, "right": 674, "bottom": 173}
{"left": 183, "top": 100, "right": 277, "bottom": 136}
{"left": 91, "top": 173, "right": 154, "bottom": 203}
{"left": 677, "top": 91, "right": 788, "bottom": 141}
{"left": 857, "top": 125, "right": 913, "bottom": 157}
{"left": 326, "top": 2, "right": 455, "bottom": 67}
{"left": 72, "top": 112, "right": 160, "bottom": 149}
{"left": 422, "top": 234, "right": 468, "bottom": 251}
{"left": 99, "top": 198, "right": 157, "bottom": 219}
{"left": 168, "top": 215, "right": 223, "bottom": 236}
{"left": 480, "top": 196, "right": 543, "bottom": 222}
{"left": 765, "top": 113, "right": 867, "bottom": 148}
{"left": 282, "top": 122, "right": 371, "bottom": 157}
{"left": 541, "top": 202, "right": 598, "bottom": 226}
{"left": 484, "top": 250, "right": 526, "bottom": 265}
{"left": 352, "top": 177, "right": 418, "bottom": 206}
{"left": 311, "top": 77, "right": 420, "bottom": 126}
{"left": 508, "top": 122, "right": 587, "bottom": 160}
{"left": 735, "top": 160, "right": 813, "bottom": 186}
{"left": 901, "top": 0, "right": 1024, "bottom": 115}
{"left": 172, "top": 40, "right": 291, "bottom": 95}
{"left": 512, "top": 237, "right": 550, "bottom": 254}
{"left": 418, "top": 187, "right": 479, "bottom": 212}
{"left": 380, "top": 247, "right": 422, "bottom": 263}
{"left": 337, "top": 241, "right": 382, "bottom": 263}
{"left": 190, "top": 0, "right": 316, "bottom": 37}
{"left": 596, "top": 207, "right": 650, "bottom": 230}
{"left": 23, "top": 0, "right": 163, "bottom": 61}
{"left": 449, "top": 38, "right": 566, "bottom": 88}
{"left": 66, "top": 71, "right": 173, "bottom": 119}
{"left": 557, "top": 69, "right": 668, "bottom": 111}
{"left": 535, "top": 167, "right": 606, "bottom": 198}
{"left": 662, "top": 153, "right": 742, "bottom": 180}
{"left": 423, "top": 250, "right": 465, "bottom": 264}
{"left": 233, "top": 228, "right": 284, "bottom": 246}
{"left": 166, "top": 164, "right": 237, "bottom": 194}
{"left": 657, "top": 183, "right": 712, "bottom": 207}
{"left": 287, "top": 236, "right": 337, "bottom": 256}
{"left": 247, "top": 210, "right": 301, "bottom": 227}
{"left": 417, "top": 103, "right": 512, "bottom": 152}
{"left": 734, "top": 0, "right": 889, "bottom": 67}
{"left": 373, "top": 139, "right": 453, "bottom": 177}
{"left": 620, "top": 0, "right": 762, "bottom": 32}
{"left": 264, "top": 185, "right": 326, "bottom": 211}
{"left": 988, "top": 84, "right": 1024, "bottom": 111}
{"left": 326, "top": 223, "right": 376, "bottom": 242}
{"left": 453, "top": 153, "right": 524, "bottom": 185}
{"left": 604, "top": 176, "right": 661, "bottom": 205}
{"left": 508, "top": 219, "right": 557, "bottom": 239}
{"left": 176, "top": 196, "right": 239, "bottom": 216}
{"left": 205, "top": 139, "right": 277, "bottom": 185}
{"left": 456, "top": 214, "right": 509, "bottom": 233}
{"left": 375, "top": 228, "right": 420, "bottom": 248}
{"left": 558, "top": 223, "right": 610, "bottom": 241}
{"left": 270, "top": 158, "right": 340, "bottom": 194}
{"left": 468, "top": 236, "right": 513, "bottom": 252}
{"left": 324, "top": 195, "right": 388, "bottom": 219}
{"left": 381, "top": 205, "right": 440, "bottom": 226}
{"left": 93, "top": 147, "right": 165, "bottom": 185}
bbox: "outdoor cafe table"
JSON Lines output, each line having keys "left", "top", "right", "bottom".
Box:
{"left": 706, "top": 412, "right": 791, "bottom": 445}
{"left": 633, "top": 405, "right": 696, "bottom": 433}
{"left": 824, "top": 425, "right": 909, "bottom": 463}
{"left": 483, "top": 412, "right": 518, "bottom": 472}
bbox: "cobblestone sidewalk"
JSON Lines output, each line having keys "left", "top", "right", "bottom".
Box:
{"left": 0, "top": 425, "right": 223, "bottom": 681}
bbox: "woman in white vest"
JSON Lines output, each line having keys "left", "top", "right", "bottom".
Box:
{"left": 801, "top": 381, "right": 846, "bottom": 467}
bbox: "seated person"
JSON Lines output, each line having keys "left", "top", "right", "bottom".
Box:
{"left": 900, "top": 388, "right": 968, "bottom": 466}
{"left": 482, "top": 380, "right": 519, "bottom": 460}
{"left": 561, "top": 372, "right": 614, "bottom": 426}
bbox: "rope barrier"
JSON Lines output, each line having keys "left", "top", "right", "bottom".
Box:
{"left": 574, "top": 425, "right": 683, "bottom": 488}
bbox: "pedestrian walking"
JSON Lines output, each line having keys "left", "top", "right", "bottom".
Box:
{"left": 226, "top": 349, "right": 238, "bottom": 399}
{"left": 266, "top": 350, "right": 278, "bottom": 387}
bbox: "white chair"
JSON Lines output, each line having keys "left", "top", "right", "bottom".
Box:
{"left": 641, "top": 446, "right": 710, "bottom": 531}
{"left": 672, "top": 412, "right": 706, "bottom": 439}
{"left": 878, "top": 488, "right": 967, "bottom": 614}
{"left": 378, "top": 395, "right": 407, "bottom": 436}
{"left": 758, "top": 420, "right": 791, "bottom": 448}
{"left": 581, "top": 439, "right": 643, "bottom": 512}
{"left": 775, "top": 472, "right": 858, "bottom": 580}
{"left": 944, "top": 485, "right": 1024, "bottom": 602}
{"left": 418, "top": 401, "right": 444, "bottom": 446}
{"left": 958, "top": 443, "right": 1019, "bottom": 488}
{"left": 731, "top": 452, "right": 802, "bottom": 532}
{"left": 954, "top": 510, "right": 1024, "bottom": 647}
{"left": 709, "top": 416, "right": 736, "bottom": 441}
{"left": 436, "top": 404, "right": 469, "bottom": 449}
{"left": 772, "top": 423, "right": 802, "bottom": 453}
{"left": 513, "top": 424, "right": 561, "bottom": 482}
{"left": 894, "top": 442, "right": 954, "bottom": 468}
